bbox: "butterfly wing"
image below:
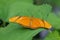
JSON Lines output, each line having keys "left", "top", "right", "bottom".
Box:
{"left": 16, "top": 16, "right": 31, "bottom": 28}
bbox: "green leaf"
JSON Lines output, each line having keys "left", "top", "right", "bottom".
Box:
{"left": 0, "top": 0, "right": 60, "bottom": 40}
{"left": 0, "top": 23, "right": 44, "bottom": 40}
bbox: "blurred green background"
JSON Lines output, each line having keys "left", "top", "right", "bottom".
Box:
{"left": 0, "top": 0, "right": 60, "bottom": 40}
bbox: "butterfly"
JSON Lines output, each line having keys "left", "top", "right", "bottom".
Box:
{"left": 9, "top": 16, "right": 51, "bottom": 29}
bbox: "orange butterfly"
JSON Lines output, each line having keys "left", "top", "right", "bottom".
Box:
{"left": 9, "top": 16, "right": 51, "bottom": 29}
